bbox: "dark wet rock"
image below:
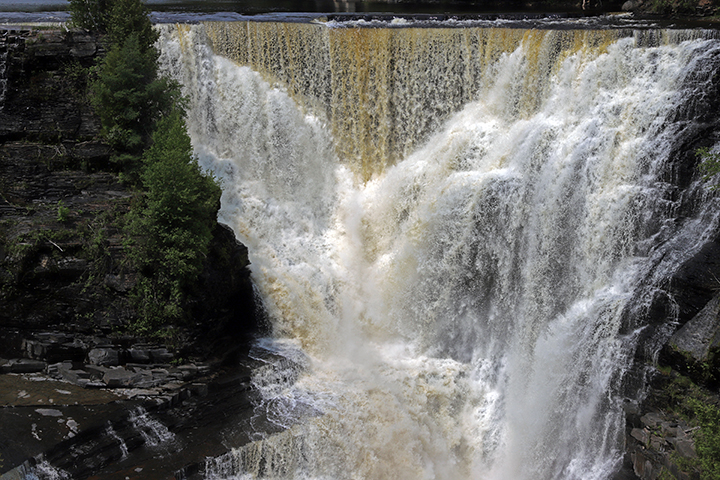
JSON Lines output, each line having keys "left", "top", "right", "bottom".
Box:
{"left": 669, "top": 292, "right": 720, "bottom": 363}
{"left": 5, "top": 358, "right": 47, "bottom": 373}
{"left": 622, "top": 0, "right": 641, "bottom": 10}
{"left": 626, "top": 409, "right": 700, "bottom": 480}
{"left": 640, "top": 412, "right": 664, "bottom": 429}
{"left": 149, "top": 347, "right": 174, "bottom": 364}
{"left": 104, "top": 273, "right": 134, "bottom": 293}
{"left": 127, "top": 345, "right": 152, "bottom": 363}
{"left": 102, "top": 367, "right": 140, "bottom": 388}
{"left": 88, "top": 347, "right": 121, "bottom": 367}
{"left": 669, "top": 241, "right": 720, "bottom": 327}
{"left": 659, "top": 290, "right": 720, "bottom": 388}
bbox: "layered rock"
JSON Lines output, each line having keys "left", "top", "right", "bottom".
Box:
{"left": 1, "top": 26, "right": 261, "bottom": 479}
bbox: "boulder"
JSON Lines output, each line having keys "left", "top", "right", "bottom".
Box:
{"left": 128, "top": 346, "right": 151, "bottom": 363}
{"left": 88, "top": 347, "right": 121, "bottom": 367}
{"left": 8, "top": 358, "right": 46, "bottom": 373}
{"left": 669, "top": 241, "right": 720, "bottom": 327}
{"left": 669, "top": 292, "right": 720, "bottom": 363}
{"left": 149, "top": 347, "right": 173, "bottom": 364}
{"left": 621, "top": 0, "right": 641, "bottom": 10}
{"left": 102, "top": 367, "right": 140, "bottom": 388}
{"left": 55, "top": 363, "right": 91, "bottom": 387}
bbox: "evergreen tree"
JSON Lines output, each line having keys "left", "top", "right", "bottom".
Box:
{"left": 91, "top": 33, "right": 177, "bottom": 154}
{"left": 108, "top": 0, "right": 158, "bottom": 53}
{"left": 68, "top": 0, "right": 112, "bottom": 32}
{"left": 127, "top": 109, "right": 222, "bottom": 332}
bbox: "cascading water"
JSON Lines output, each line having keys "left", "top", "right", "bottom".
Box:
{"left": 157, "top": 20, "right": 720, "bottom": 480}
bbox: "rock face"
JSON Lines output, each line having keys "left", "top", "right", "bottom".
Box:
{"left": 669, "top": 292, "right": 720, "bottom": 366}
{"left": 624, "top": 406, "right": 702, "bottom": 480}
{"left": 0, "top": 26, "right": 259, "bottom": 347}
{"left": 1, "top": 26, "right": 262, "bottom": 479}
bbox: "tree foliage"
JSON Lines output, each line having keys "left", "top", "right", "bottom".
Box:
{"left": 91, "top": 33, "right": 177, "bottom": 154}
{"left": 697, "top": 147, "right": 720, "bottom": 187}
{"left": 107, "top": 0, "right": 158, "bottom": 53}
{"left": 685, "top": 397, "right": 720, "bottom": 480}
{"left": 126, "top": 110, "right": 222, "bottom": 332}
{"left": 68, "top": 0, "right": 112, "bottom": 32}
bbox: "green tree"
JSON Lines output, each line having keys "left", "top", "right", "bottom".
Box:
{"left": 68, "top": 0, "right": 112, "bottom": 32}
{"left": 127, "top": 109, "right": 222, "bottom": 333}
{"left": 91, "top": 33, "right": 177, "bottom": 154}
{"left": 107, "top": 0, "right": 158, "bottom": 53}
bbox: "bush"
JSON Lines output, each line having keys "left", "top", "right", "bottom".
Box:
{"left": 697, "top": 147, "right": 720, "bottom": 187}
{"left": 56, "top": 200, "right": 70, "bottom": 223}
{"left": 685, "top": 397, "right": 720, "bottom": 480}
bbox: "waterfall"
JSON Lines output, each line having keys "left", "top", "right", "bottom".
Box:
{"left": 157, "top": 20, "right": 720, "bottom": 480}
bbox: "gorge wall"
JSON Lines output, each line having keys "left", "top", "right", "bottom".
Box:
{"left": 0, "top": 26, "right": 263, "bottom": 480}
{"left": 0, "top": 26, "right": 258, "bottom": 358}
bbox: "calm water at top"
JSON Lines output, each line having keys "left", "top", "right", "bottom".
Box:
{"left": 1, "top": 0, "right": 656, "bottom": 26}
{"left": 0, "top": 0, "right": 556, "bottom": 15}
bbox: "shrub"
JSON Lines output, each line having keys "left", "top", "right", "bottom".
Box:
{"left": 56, "top": 200, "right": 70, "bottom": 223}
{"left": 685, "top": 397, "right": 720, "bottom": 480}
{"left": 697, "top": 147, "right": 720, "bottom": 188}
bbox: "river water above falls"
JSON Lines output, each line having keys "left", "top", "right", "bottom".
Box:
{"left": 156, "top": 20, "right": 720, "bottom": 480}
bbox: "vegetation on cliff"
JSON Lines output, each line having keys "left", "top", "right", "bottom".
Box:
{"left": 697, "top": 147, "right": 720, "bottom": 186}
{"left": 91, "top": 33, "right": 176, "bottom": 156}
{"left": 75, "top": 0, "right": 224, "bottom": 336}
{"left": 89, "top": 0, "right": 175, "bottom": 161}
{"left": 643, "top": 368, "right": 720, "bottom": 480}
{"left": 126, "top": 110, "right": 222, "bottom": 334}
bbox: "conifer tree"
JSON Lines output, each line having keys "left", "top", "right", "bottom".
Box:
{"left": 127, "top": 109, "right": 222, "bottom": 331}
{"left": 91, "top": 33, "right": 174, "bottom": 153}
{"left": 68, "top": 0, "right": 112, "bottom": 32}
{"left": 107, "top": 0, "right": 158, "bottom": 53}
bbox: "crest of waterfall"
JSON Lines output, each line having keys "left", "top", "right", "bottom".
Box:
{"left": 157, "top": 22, "right": 720, "bottom": 480}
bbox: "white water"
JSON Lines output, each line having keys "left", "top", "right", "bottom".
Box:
{"left": 128, "top": 406, "right": 176, "bottom": 449}
{"left": 157, "top": 22, "right": 720, "bottom": 480}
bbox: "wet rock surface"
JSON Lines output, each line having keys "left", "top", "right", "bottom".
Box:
{"left": 624, "top": 406, "right": 701, "bottom": 480}
{"left": 0, "top": 365, "right": 257, "bottom": 480}
{"left": 0, "top": 343, "right": 296, "bottom": 480}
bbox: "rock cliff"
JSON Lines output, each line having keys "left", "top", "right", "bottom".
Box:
{"left": 0, "top": 26, "right": 263, "bottom": 479}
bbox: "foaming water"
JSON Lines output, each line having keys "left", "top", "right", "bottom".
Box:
{"left": 158, "top": 22, "right": 720, "bottom": 480}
